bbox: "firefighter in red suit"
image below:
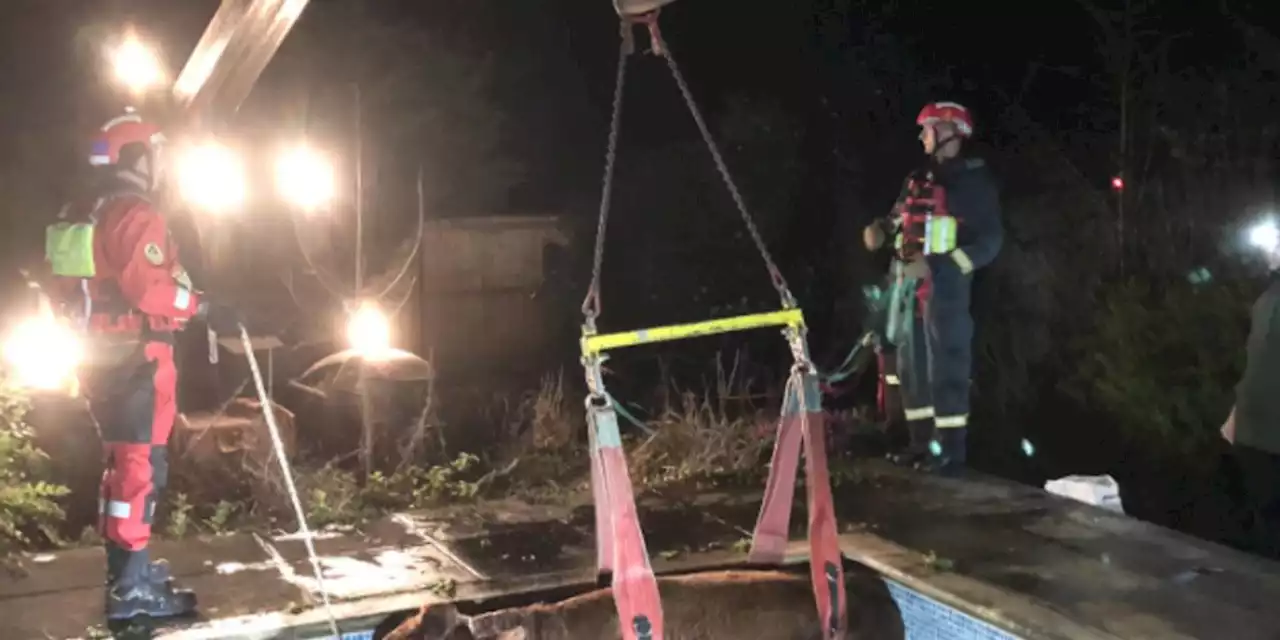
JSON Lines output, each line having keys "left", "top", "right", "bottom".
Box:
{"left": 47, "top": 111, "right": 239, "bottom": 620}
{"left": 863, "top": 102, "right": 1003, "bottom": 475}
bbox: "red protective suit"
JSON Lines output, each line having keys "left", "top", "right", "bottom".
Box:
{"left": 51, "top": 110, "right": 200, "bottom": 621}
{"left": 50, "top": 176, "right": 203, "bottom": 611}
{"left": 68, "top": 183, "right": 201, "bottom": 557}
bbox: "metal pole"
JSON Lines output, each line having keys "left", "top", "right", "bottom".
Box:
{"left": 354, "top": 83, "right": 369, "bottom": 478}
{"left": 354, "top": 83, "right": 364, "bottom": 294}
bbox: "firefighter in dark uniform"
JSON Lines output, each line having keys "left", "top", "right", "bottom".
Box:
{"left": 863, "top": 102, "right": 1003, "bottom": 474}
{"left": 45, "top": 111, "right": 240, "bottom": 619}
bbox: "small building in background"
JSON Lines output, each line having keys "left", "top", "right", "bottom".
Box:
{"left": 188, "top": 212, "right": 579, "bottom": 390}
{"left": 398, "top": 214, "right": 575, "bottom": 380}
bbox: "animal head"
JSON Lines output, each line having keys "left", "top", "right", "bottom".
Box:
{"left": 384, "top": 603, "right": 472, "bottom": 640}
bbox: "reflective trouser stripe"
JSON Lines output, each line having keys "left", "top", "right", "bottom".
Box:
{"left": 952, "top": 248, "right": 974, "bottom": 274}
{"left": 884, "top": 374, "right": 900, "bottom": 385}
{"left": 936, "top": 414, "right": 968, "bottom": 429}
{"left": 904, "top": 406, "right": 935, "bottom": 421}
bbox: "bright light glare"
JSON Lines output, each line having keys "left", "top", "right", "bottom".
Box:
{"left": 175, "top": 143, "right": 246, "bottom": 213}
{"left": 3, "top": 316, "right": 83, "bottom": 391}
{"left": 346, "top": 301, "right": 392, "bottom": 358}
{"left": 110, "top": 35, "right": 165, "bottom": 94}
{"left": 275, "top": 146, "right": 335, "bottom": 212}
{"left": 1249, "top": 219, "right": 1279, "bottom": 252}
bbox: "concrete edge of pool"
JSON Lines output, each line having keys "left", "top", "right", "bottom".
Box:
{"left": 4, "top": 462, "right": 1279, "bottom": 639}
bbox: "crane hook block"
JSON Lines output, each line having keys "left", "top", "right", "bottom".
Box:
{"left": 614, "top": 0, "right": 681, "bottom": 17}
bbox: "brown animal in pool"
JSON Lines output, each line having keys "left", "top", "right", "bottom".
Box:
{"left": 382, "top": 564, "right": 905, "bottom": 639}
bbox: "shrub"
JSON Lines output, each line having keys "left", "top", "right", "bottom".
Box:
{"left": 0, "top": 379, "right": 69, "bottom": 555}
{"left": 1066, "top": 277, "right": 1253, "bottom": 459}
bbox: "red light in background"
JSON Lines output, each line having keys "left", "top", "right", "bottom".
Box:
{"left": 1111, "top": 176, "right": 1124, "bottom": 190}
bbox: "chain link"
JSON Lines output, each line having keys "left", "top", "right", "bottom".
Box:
{"left": 581, "top": 31, "right": 631, "bottom": 324}
{"left": 653, "top": 28, "right": 796, "bottom": 308}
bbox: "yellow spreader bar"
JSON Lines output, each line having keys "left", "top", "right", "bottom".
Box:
{"left": 581, "top": 308, "right": 805, "bottom": 357}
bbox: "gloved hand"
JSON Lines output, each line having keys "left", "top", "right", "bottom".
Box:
{"left": 902, "top": 256, "right": 929, "bottom": 280}
{"left": 197, "top": 299, "right": 243, "bottom": 334}
{"left": 1221, "top": 410, "right": 1236, "bottom": 444}
{"left": 863, "top": 223, "right": 886, "bottom": 251}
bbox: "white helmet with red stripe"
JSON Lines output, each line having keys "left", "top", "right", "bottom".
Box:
{"left": 916, "top": 101, "right": 974, "bottom": 138}
{"left": 88, "top": 108, "right": 166, "bottom": 167}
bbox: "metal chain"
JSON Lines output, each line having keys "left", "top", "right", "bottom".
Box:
{"left": 584, "top": 12, "right": 798, "bottom": 323}
{"left": 581, "top": 30, "right": 632, "bottom": 325}
{"left": 653, "top": 28, "right": 796, "bottom": 308}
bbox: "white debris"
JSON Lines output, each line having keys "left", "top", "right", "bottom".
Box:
{"left": 1044, "top": 474, "right": 1126, "bottom": 514}
{"left": 215, "top": 560, "right": 276, "bottom": 575}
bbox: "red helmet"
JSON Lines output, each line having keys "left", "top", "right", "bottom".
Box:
{"left": 916, "top": 102, "right": 974, "bottom": 138}
{"left": 88, "top": 110, "right": 166, "bottom": 167}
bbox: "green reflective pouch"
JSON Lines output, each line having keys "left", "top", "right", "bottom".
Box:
{"left": 46, "top": 222, "right": 96, "bottom": 278}
{"left": 925, "top": 216, "right": 957, "bottom": 254}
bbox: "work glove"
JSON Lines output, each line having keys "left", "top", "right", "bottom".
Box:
{"left": 902, "top": 256, "right": 929, "bottom": 281}
{"left": 197, "top": 299, "right": 244, "bottom": 334}
{"left": 863, "top": 223, "right": 886, "bottom": 251}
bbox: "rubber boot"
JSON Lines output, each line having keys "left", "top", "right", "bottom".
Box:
{"left": 105, "top": 545, "right": 198, "bottom": 620}
{"left": 918, "top": 428, "right": 967, "bottom": 477}
{"left": 887, "top": 419, "right": 933, "bottom": 467}
{"left": 107, "top": 543, "right": 178, "bottom": 585}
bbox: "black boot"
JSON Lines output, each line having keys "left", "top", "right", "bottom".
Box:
{"left": 106, "top": 543, "right": 178, "bottom": 584}
{"left": 887, "top": 419, "right": 933, "bottom": 467}
{"left": 917, "top": 428, "right": 967, "bottom": 477}
{"left": 105, "top": 545, "right": 198, "bottom": 621}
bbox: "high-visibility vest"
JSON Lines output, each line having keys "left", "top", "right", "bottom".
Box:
{"left": 893, "top": 174, "right": 957, "bottom": 259}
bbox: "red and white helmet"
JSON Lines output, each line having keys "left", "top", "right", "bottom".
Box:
{"left": 88, "top": 109, "right": 166, "bottom": 167}
{"left": 916, "top": 102, "right": 974, "bottom": 138}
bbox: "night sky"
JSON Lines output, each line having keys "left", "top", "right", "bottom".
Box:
{"left": 0, "top": 1, "right": 1265, "bottom": 211}
{"left": 0, "top": 0, "right": 1271, "bottom": 291}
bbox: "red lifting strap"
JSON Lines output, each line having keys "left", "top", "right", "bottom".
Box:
{"left": 621, "top": 10, "right": 664, "bottom": 57}
{"left": 749, "top": 371, "right": 848, "bottom": 638}
{"left": 589, "top": 404, "right": 665, "bottom": 640}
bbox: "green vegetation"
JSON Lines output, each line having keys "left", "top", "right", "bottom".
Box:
{"left": 0, "top": 378, "right": 69, "bottom": 559}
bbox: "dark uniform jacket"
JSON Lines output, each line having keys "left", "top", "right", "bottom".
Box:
{"left": 871, "top": 155, "right": 1003, "bottom": 276}
{"left": 925, "top": 156, "right": 1003, "bottom": 276}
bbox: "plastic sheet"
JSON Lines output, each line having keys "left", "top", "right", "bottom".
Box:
{"left": 1044, "top": 474, "right": 1126, "bottom": 514}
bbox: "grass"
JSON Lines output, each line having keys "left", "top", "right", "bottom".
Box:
{"left": 493, "top": 353, "right": 777, "bottom": 503}
{"left": 627, "top": 353, "right": 774, "bottom": 488}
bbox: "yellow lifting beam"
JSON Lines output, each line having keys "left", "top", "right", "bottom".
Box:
{"left": 580, "top": 308, "right": 805, "bottom": 357}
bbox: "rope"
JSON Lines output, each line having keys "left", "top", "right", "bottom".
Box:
{"left": 651, "top": 23, "right": 795, "bottom": 308}
{"left": 288, "top": 163, "right": 425, "bottom": 315}
{"left": 290, "top": 209, "right": 356, "bottom": 299}
{"left": 820, "top": 334, "right": 874, "bottom": 385}
{"left": 581, "top": 31, "right": 631, "bottom": 323}
{"left": 368, "top": 164, "right": 428, "bottom": 301}
{"left": 239, "top": 325, "right": 340, "bottom": 637}
{"left": 607, "top": 392, "right": 657, "bottom": 436}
